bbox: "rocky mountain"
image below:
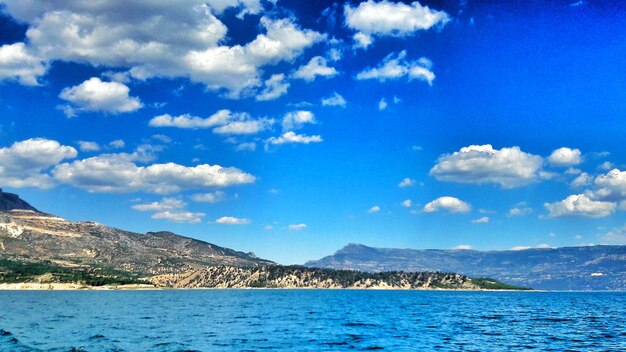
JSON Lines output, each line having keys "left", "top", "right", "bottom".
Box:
{"left": 0, "top": 192, "right": 522, "bottom": 290}
{"left": 0, "top": 189, "right": 38, "bottom": 212}
{"left": 0, "top": 208, "right": 273, "bottom": 276}
{"left": 305, "top": 244, "right": 626, "bottom": 290}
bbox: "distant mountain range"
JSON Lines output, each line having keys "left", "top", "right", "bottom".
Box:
{"left": 0, "top": 191, "right": 502, "bottom": 290}
{"left": 305, "top": 243, "right": 626, "bottom": 290}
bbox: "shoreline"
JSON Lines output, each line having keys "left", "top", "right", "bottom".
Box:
{"left": 0, "top": 282, "right": 537, "bottom": 291}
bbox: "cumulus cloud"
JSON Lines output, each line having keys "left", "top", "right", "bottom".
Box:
{"left": 321, "top": 92, "right": 346, "bottom": 107}
{"left": 401, "top": 199, "right": 412, "bottom": 207}
{"left": 547, "top": 147, "right": 582, "bottom": 167}
{"left": 52, "top": 154, "right": 255, "bottom": 194}
{"left": 430, "top": 144, "right": 543, "bottom": 188}
{"left": 77, "top": 141, "right": 101, "bottom": 152}
{"left": 356, "top": 51, "right": 435, "bottom": 85}
{"left": 255, "top": 73, "right": 290, "bottom": 101}
{"left": 591, "top": 168, "right": 626, "bottom": 201}
{"left": 368, "top": 205, "right": 381, "bottom": 213}
{"left": 0, "top": 138, "right": 77, "bottom": 188}
{"left": 544, "top": 194, "right": 616, "bottom": 218}
{"left": 149, "top": 109, "right": 274, "bottom": 135}
{"left": 452, "top": 245, "right": 473, "bottom": 250}
{"left": 266, "top": 132, "right": 322, "bottom": 145}
{"left": 344, "top": 0, "right": 449, "bottom": 48}
{"left": 288, "top": 223, "right": 307, "bottom": 231}
{"left": 423, "top": 196, "right": 471, "bottom": 213}
{"left": 153, "top": 210, "right": 205, "bottom": 224}
{"left": 109, "top": 140, "right": 125, "bottom": 149}
{"left": 292, "top": 56, "right": 338, "bottom": 81}
{"left": 215, "top": 216, "right": 251, "bottom": 225}
{"left": 191, "top": 191, "right": 226, "bottom": 203}
{"left": 59, "top": 77, "right": 143, "bottom": 116}
{"left": 1, "top": 2, "right": 322, "bottom": 96}
{"left": 471, "top": 216, "right": 489, "bottom": 224}
{"left": 281, "top": 111, "right": 316, "bottom": 131}
{"left": 398, "top": 178, "right": 415, "bottom": 188}
{"left": 508, "top": 202, "right": 533, "bottom": 217}
{"left": 132, "top": 197, "right": 186, "bottom": 212}
{"left": 570, "top": 172, "right": 591, "bottom": 188}
{"left": 0, "top": 42, "right": 47, "bottom": 85}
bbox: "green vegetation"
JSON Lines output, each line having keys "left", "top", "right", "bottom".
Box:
{"left": 0, "top": 259, "right": 147, "bottom": 286}
{"left": 472, "top": 278, "right": 531, "bottom": 290}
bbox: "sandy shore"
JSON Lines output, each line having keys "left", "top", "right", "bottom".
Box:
{"left": 0, "top": 283, "right": 159, "bottom": 290}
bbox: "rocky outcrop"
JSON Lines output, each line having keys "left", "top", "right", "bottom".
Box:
{"left": 149, "top": 265, "right": 482, "bottom": 289}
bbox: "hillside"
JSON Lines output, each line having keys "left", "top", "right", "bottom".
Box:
{"left": 0, "top": 208, "right": 273, "bottom": 276}
{"left": 305, "top": 243, "right": 626, "bottom": 290}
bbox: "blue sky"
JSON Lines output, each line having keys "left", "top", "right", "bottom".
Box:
{"left": 1, "top": 0, "right": 625, "bottom": 264}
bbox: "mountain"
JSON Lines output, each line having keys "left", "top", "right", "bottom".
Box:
{"left": 305, "top": 243, "right": 626, "bottom": 291}
{"left": 0, "top": 208, "right": 273, "bottom": 276}
{"left": 0, "top": 189, "right": 39, "bottom": 212}
{"left": 0, "top": 192, "right": 521, "bottom": 290}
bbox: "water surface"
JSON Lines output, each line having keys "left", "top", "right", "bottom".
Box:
{"left": 1, "top": 290, "right": 624, "bottom": 351}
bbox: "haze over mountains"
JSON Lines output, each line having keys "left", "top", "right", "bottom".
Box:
{"left": 305, "top": 243, "right": 626, "bottom": 291}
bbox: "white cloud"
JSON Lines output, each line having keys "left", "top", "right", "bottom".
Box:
{"left": 0, "top": 138, "right": 77, "bottom": 188}
{"left": 547, "top": 147, "right": 582, "bottom": 167}
{"left": 255, "top": 73, "right": 290, "bottom": 101}
{"left": 191, "top": 191, "right": 226, "bottom": 203}
{"left": 292, "top": 56, "right": 337, "bottom": 81}
{"left": 599, "top": 224, "right": 626, "bottom": 245}
{"left": 592, "top": 168, "right": 626, "bottom": 201}
{"left": 510, "top": 246, "right": 531, "bottom": 251}
{"left": 109, "top": 140, "right": 125, "bottom": 149}
{"left": 570, "top": 172, "right": 591, "bottom": 188}
{"left": 430, "top": 144, "right": 543, "bottom": 188}
{"left": 321, "top": 92, "right": 346, "bottom": 107}
{"left": 1, "top": 2, "right": 322, "bottom": 96}
{"left": 0, "top": 42, "right": 46, "bottom": 85}
{"left": 423, "top": 196, "right": 471, "bottom": 213}
{"left": 368, "top": 205, "right": 381, "bottom": 213}
{"left": 508, "top": 203, "right": 533, "bottom": 217}
{"left": 149, "top": 110, "right": 273, "bottom": 135}
{"left": 345, "top": 0, "right": 449, "bottom": 48}
{"left": 401, "top": 199, "right": 412, "bottom": 207}
{"left": 153, "top": 210, "right": 205, "bottom": 224}
{"left": 598, "top": 161, "right": 614, "bottom": 171}
{"left": 453, "top": 245, "right": 473, "bottom": 250}
{"left": 59, "top": 77, "right": 143, "bottom": 116}
{"left": 353, "top": 32, "right": 373, "bottom": 49}
{"left": 398, "top": 177, "right": 415, "bottom": 188}
{"left": 356, "top": 51, "right": 435, "bottom": 85}
{"left": 78, "top": 141, "right": 101, "bottom": 152}
{"left": 288, "top": 223, "right": 307, "bottom": 231}
{"left": 378, "top": 98, "right": 388, "bottom": 111}
{"left": 236, "top": 142, "right": 257, "bottom": 152}
{"left": 544, "top": 194, "right": 616, "bottom": 218}
{"left": 215, "top": 216, "right": 251, "bottom": 225}
{"left": 266, "top": 132, "right": 322, "bottom": 145}
{"left": 151, "top": 134, "right": 172, "bottom": 144}
{"left": 282, "top": 111, "right": 316, "bottom": 131}
{"left": 52, "top": 154, "right": 255, "bottom": 194}
{"left": 132, "top": 197, "right": 186, "bottom": 212}
{"left": 471, "top": 216, "right": 489, "bottom": 224}
{"left": 536, "top": 244, "right": 552, "bottom": 249}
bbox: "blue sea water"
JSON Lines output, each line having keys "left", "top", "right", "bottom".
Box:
{"left": 0, "top": 290, "right": 625, "bottom": 351}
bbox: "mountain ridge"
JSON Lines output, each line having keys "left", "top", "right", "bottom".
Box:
{"left": 305, "top": 243, "right": 626, "bottom": 291}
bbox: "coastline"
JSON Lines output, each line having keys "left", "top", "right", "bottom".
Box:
{"left": 0, "top": 282, "right": 534, "bottom": 291}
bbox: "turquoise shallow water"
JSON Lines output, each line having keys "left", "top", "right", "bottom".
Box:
{"left": 0, "top": 290, "right": 625, "bottom": 351}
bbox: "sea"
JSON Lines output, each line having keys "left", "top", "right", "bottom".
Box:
{"left": 0, "top": 290, "right": 624, "bottom": 351}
